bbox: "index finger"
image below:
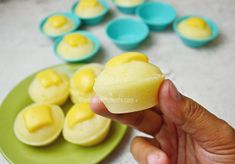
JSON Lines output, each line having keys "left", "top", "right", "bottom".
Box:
{"left": 90, "top": 96, "right": 163, "bottom": 136}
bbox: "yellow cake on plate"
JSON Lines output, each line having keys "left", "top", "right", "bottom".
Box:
{"left": 63, "top": 103, "right": 111, "bottom": 146}
{"left": 29, "top": 69, "right": 70, "bottom": 105}
{"left": 70, "top": 63, "right": 104, "bottom": 103}
{"left": 14, "top": 103, "right": 64, "bottom": 146}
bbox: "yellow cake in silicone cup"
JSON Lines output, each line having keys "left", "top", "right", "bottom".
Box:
{"left": 43, "top": 15, "right": 74, "bottom": 36}
{"left": 115, "top": 0, "right": 143, "bottom": 7}
{"left": 75, "top": 0, "right": 104, "bottom": 18}
{"left": 14, "top": 103, "right": 64, "bottom": 146}
{"left": 29, "top": 69, "right": 70, "bottom": 105}
{"left": 94, "top": 52, "right": 165, "bottom": 114}
{"left": 57, "top": 33, "right": 94, "bottom": 60}
{"left": 70, "top": 63, "right": 104, "bottom": 104}
{"left": 177, "top": 17, "right": 212, "bottom": 39}
{"left": 63, "top": 103, "right": 111, "bottom": 146}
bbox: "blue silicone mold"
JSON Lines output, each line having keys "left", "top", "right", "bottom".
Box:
{"left": 106, "top": 18, "right": 149, "bottom": 50}
{"left": 136, "top": 2, "right": 176, "bottom": 31}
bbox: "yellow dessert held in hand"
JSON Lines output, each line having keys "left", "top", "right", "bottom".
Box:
{"left": 75, "top": 0, "right": 104, "bottom": 18}
{"left": 63, "top": 103, "right": 111, "bottom": 146}
{"left": 94, "top": 52, "right": 165, "bottom": 114}
{"left": 14, "top": 103, "right": 64, "bottom": 146}
{"left": 70, "top": 63, "right": 104, "bottom": 103}
{"left": 29, "top": 69, "right": 70, "bottom": 105}
{"left": 57, "top": 33, "right": 94, "bottom": 60}
{"left": 115, "top": 0, "right": 143, "bottom": 7}
{"left": 177, "top": 17, "right": 212, "bottom": 39}
{"left": 43, "top": 15, "right": 74, "bottom": 36}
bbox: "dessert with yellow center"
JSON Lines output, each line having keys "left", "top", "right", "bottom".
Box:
{"left": 43, "top": 15, "right": 74, "bottom": 36}
{"left": 70, "top": 63, "right": 104, "bottom": 103}
{"left": 14, "top": 103, "right": 64, "bottom": 146}
{"left": 94, "top": 52, "right": 165, "bottom": 114}
{"left": 75, "top": 0, "right": 105, "bottom": 18}
{"left": 115, "top": 0, "right": 144, "bottom": 7}
{"left": 177, "top": 17, "right": 212, "bottom": 39}
{"left": 63, "top": 103, "right": 111, "bottom": 146}
{"left": 29, "top": 69, "right": 70, "bottom": 105}
{"left": 57, "top": 33, "right": 94, "bottom": 60}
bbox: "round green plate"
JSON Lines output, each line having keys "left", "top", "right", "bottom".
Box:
{"left": 0, "top": 64, "right": 128, "bottom": 164}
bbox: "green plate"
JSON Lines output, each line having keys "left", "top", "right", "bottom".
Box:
{"left": 0, "top": 64, "right": 128, "bottom": 164}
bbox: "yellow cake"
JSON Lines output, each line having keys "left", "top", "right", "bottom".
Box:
{"left": 43, "top": 15, "right": 74, "bottom": 36}
{"left": 29, "top": 69, "right": 70, "bottom": 105}
{"left": 75, "top": 0, "right": 104, "bottom": 18}
{"left": 115, "top": 0, "right": 143, "bottom": 7}
{"left": 94, "top": 52, "right": 165, "bottom": 114}
{"left": 177, "top": 17, "right": 212, "bottom": 39}
{"left": 70, "top": 63, "right": 104, "bottom": 104}
{"left": 14, "top": 103, "right": 64, "bottom": 146}
{"left": 57, "top": 33, "right": 94, "bottom": 60}
{"left": 63, "top": 103, "right": 111, "bottom": 146}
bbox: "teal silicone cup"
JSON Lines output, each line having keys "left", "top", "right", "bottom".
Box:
{"left": 106, "top": 18, "right": 149, "bottom": 50}
{"left": 112, "top": 0, "right": 145, "bottom": 14}
{"left": 173, "top": 16, "right": 219, "bottom": 48}
{"left": 71, "top": 0, "right": 109, "bottom": 26}
{"left": 39, "top": 12, "right": 81, "bottom": 40}
{"left": 53, "top": 31, "right": 101, "bottom": 63}
{"left": 136, "top": 2, "right": 176, "bottom": 31}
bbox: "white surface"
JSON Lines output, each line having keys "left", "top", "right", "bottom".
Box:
{"left": 0, "top": 0, "right": 235, "bottom": 163}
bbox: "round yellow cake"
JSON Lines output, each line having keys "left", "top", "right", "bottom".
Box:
{"left": 57, "top": 33, "right": 94, "bottom": 60}
{"left": 70, "top": 63, "right": 104, "bottom": 104}
{"left": 29, "top": 69, "right": 70, "bottom": 105}
{"left": 75, "top": 0, "right": 104, "bottom": 18}
{"left": 43, "top": 15, "right": 74, "bottom": 36}
{"left": 94, "top": 52, "right": 165, "bottom": 114}
{"left": 14, "top": 103, "right": 64, "bottom": 146}
{"left": 177, "top": 17, "right": 212, "bottom": 39}
{"left": 63, "top": 103, "right": 111, "bottom": 146}
{"left": 115, "top": 0, "right": 143, "bottom": 7}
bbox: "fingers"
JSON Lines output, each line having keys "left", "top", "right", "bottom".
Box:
{"left": 159, "top": 80, "right": 235, "bottom": 148}
{"left": 131, "top": 136, "right": 169, "bottom": 164}
{"left": 90, "top": 97, "right": 162, "bottom": 136}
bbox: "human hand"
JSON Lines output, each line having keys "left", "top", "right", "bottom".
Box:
{"left": 90, "top": 80, "right": 235, "bottom": 164}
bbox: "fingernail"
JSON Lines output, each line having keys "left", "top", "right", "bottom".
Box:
{"left": 168, "top": 81, "right": 181, "bottom": 101}
{"left": 147, "top": 154, "right": 159, "bottom": 164}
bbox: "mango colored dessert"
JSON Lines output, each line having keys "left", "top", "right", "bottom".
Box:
{"left": 115, "top": 0, "right": 144, "bottom": 7}
{"left": 177, "top": 17, "right": 212, "bottom": 39}
{"left": 94, "top": 52, "right": 165, "bottom": 114}
{"left": 29, "top": 69, "right": 70, "bottom": 105}
{"left": 75, "top": 0, "right": 104, "bottom": 18}
{"left": 14, "top": 103, "right": 64, "bottom": 146}
{"left": 63, "top": 103, "right": 111, "bottom": 146}
{"left": 43, "top": 15, "right": 74, "bottom": 37}
{"left": 57, "top": 33, "right": 94, "bottom": 60}
{"left": 70, "top": 63, "right": 104, "bottom": 104}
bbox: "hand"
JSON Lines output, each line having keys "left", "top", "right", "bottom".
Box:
{"left": 90, "top": 80, "right": 235, "bottom": 164}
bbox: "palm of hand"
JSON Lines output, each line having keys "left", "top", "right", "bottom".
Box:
{"left": 156, "top": 117, "right": 235, "bottom": 164}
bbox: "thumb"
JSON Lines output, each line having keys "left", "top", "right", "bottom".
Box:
{"left": 131, "top": 136, "right": 169, "bottom": 164}
{"left": 159, "top": 80, "right": 234, "bottom": 147}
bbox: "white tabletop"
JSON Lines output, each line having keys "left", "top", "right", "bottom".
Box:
{"left": 1, "top": 0, "right": 235, "bottom": 163}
